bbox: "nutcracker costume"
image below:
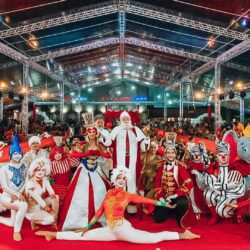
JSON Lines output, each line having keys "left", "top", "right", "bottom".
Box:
{"left": 153, "top": 143, "right": 197, "bottom": 229}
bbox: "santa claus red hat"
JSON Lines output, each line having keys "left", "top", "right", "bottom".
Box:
{"left": 120, "top": 111, "right": 130, "bottom": 119}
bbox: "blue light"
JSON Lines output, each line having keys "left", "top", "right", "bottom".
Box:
{"left": 241, "top": 19, "right": 247, "bottom": 27}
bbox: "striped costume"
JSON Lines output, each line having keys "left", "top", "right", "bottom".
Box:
{"left": 204, "top": 140, "right": 246, "bottom": 223}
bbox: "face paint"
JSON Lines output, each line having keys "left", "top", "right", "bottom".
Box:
{"left": 11, "top": 152, "right": 22, "bottom": 162}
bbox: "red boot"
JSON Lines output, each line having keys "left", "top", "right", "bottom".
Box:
{"left": 208, "top": 206, "right": 219, "bottom": 226}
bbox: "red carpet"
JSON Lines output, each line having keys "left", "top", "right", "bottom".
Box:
{"left": 0, "top": 213, "right": 249, "bottom": 250}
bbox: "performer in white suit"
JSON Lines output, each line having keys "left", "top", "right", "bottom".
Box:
{"left": 0, "top": 133, "right": 28, "bottom": 241}
{"left": 105, "top": 111, "right": 149, "bottom": 213}
{"left": 25, "top": 157, "right": 59, "bottom": 230}
{"left": 22, "top": 135, "right": 50, "bottom": 167}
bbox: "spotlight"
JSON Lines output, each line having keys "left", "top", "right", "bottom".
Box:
{"left": 219, "top": 94, "right": 224, "bottom": 100}
{"left": 8, "top": 91, "right": 14, "bottom": 99}
{"left": 228, "top": 90, "right": 234, "bottom": 99}
{"left": 240, "top": 90, "right": 246, "bottom": 98}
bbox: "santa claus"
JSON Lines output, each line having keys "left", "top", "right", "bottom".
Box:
{"left": 105, "top": 111, "right": 149, "bottom": 213}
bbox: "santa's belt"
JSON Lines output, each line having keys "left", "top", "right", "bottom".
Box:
{"left": 125, "top": 152, "right": 129, "bottom": 156}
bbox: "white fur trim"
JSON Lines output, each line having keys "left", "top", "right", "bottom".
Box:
{"left": 120, "top": 111, "right": 130, "bottom": 119}
{"left": 28, "top": 136, "right": 41, "bottom": 147}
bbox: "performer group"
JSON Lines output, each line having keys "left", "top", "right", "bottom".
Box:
{"left": 0, "top": 110, "right": 249, "bottom": 244}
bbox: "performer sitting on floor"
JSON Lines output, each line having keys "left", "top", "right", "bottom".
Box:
{"left": 203, "top": 139, "right": 246, "bottom": 225}
{"left": 36, "top": 166, "right": 200, "bottom": 243}
{"left": 153, "top": 143, "right": 198, "bottom": 229}
{"left": 0, "top": 133, "right": 28, "bottom": 241}
{"left": 25, "top": 157, "right": 59, "bottom": 230}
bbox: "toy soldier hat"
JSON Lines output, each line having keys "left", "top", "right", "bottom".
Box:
{"left": 82, "top": 112, "right": 95, "bottom": 127}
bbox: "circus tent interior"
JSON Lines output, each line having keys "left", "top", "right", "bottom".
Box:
{"left": 0, "top": 0, "right": 250, "bottom": 249}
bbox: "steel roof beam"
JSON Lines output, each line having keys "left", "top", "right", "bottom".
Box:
{"left": 0, "top": 2, "right": 118, "bottom": 38}
{"left": 0, "top": 41, "right": 79, "bottom": 89}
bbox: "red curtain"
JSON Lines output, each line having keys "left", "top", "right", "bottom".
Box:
{"left": 105, "top": 110, "right": 140, "bottom": 125}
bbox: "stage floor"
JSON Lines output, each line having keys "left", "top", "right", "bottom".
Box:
{"left": 0, "top": 213, "right": 249, "bottom": 250}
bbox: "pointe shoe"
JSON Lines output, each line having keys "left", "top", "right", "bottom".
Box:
{"left": 13, "top": 232, "right": 22, "bottom": 241}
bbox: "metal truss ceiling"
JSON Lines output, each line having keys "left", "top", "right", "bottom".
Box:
{"left": 0, "top": 41, "right": 78, "bottom": 90}
{"left": 0, "top": 1, "right": 247, "bottom": 41}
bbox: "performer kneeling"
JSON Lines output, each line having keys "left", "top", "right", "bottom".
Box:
{"left": 0, "top": 133, "right": 28, "bottom": 241}
{"left": 25, "top": 157, "right": 59, "bottom": 230}
{"left": 36, "top": 166, "right": 200, "bottom": 243}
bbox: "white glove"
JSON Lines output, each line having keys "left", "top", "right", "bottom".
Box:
{"left": 144, "top": 137, "right": 150, "bottom": 145}
{"left": 139, "top": 190, "right": 144, "bottom": 196}
{"left": 191, "top": 169, "right": 200, "bottom": 176}
{"left": 159, "top": 198, "right": 165, "bottom": 203}
{"left": 165, "top": 194, "right": 178, "bottom": 203}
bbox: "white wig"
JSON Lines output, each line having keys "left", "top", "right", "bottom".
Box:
{"left": 28, "top": 135, "right": 41, "bottom": 147}
{"left": 28, "top": 157, "right": 51, "bottom": 177}
{"left": 120, "top": 111, "right": 131, "bottom": 120}
{"left": 111, "top": 166, "right": 131, "bottom": 184}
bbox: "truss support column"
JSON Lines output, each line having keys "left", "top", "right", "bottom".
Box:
{"left": 21, "top": 63, "right": 29, "bottom": 137}
{"left": 214, "top": 62, "right": 221, "bottom": 133}
{"left": 60, "top": 81, "right": 64, "bottom": 124}
{"left": 77, "top": 90, "right": 81, "bottom": 124}
{"left": 0, "top": 97, "right": 3, "bottom": 121}
{"left": 179, "top": 82, "right": 183, "bottom": 123}
{"left": 164, "top": 87, "right": 167, "bottom": 121}
{"left": 119, "top": 0, "right": 126, "bottom": 78}
{"left": 240, "top": 97, "right": 245, "bottom": 125}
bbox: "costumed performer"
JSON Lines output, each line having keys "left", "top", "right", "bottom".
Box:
{"left": 25, "top": 157, "right": 59, "bottom": 230}
{"left": 105, "top": 111, "right": 150, "bottom": 214}
{"left": 59, "top": 126, "right": 111, "bottom": 231}
{"left": 0, "top": 133, "right": 28, "bottom": 241}
{"left": 36, "top": 166, "right": 200, "bottom": 242}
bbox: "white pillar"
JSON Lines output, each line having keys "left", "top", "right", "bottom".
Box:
{"left": 21, "top": 63, "right": 29, "bottom": 136}
{"left": 240, "top": 97, "right": 244, "bottom": 125}
{"left": 214, "top": 62, "right": 221, "bottom": 132}
{"left": 60, "top": 81, "right": 64, "bottom": 124}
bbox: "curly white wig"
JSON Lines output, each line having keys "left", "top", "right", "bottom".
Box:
{"left": 28, "top": 157, "right": 51, "bottom": 177}
{"left": 111, "top": 166, "right": 131, "bottom": 184}
{"left": 28, "top": 136, "right": 41, "bottom": 147}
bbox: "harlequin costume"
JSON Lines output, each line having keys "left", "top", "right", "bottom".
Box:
{"left": 59, "top": 127, "right": 111, "bottom": 231}
{"left": 153, "top": 160, "right": 197, "bottom": 229}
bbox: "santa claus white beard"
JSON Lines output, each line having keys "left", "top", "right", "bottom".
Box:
{"left": 121, "top": 121, "right": 133, "bottom": 130}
